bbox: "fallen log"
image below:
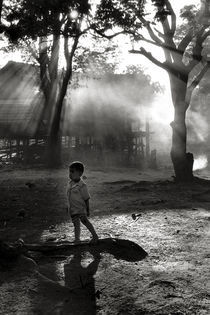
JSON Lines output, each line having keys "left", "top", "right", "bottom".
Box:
{"left": 25, "top": 238, "right": 148, "bottom": 262}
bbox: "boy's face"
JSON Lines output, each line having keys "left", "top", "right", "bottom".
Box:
{"left": 69, "top": 167, "right": 81, "bottom": 182}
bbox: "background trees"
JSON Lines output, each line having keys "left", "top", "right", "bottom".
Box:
{"left": 94, "top": 0, "right": 209, "bottom": 181}
{"left": 1, "top": 0, "right": 146, "bottom": 167}
{"left": 1, "top": 0, "right": 209, "bottom": 181}
{"left": 1, "top": 0, "right": 96, "bottom": 166}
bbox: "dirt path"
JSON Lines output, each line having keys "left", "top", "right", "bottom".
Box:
{"left": 0, "top": 167, "right": 209, "bottom": 314}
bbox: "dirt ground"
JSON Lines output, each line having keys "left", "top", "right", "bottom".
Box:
{"left": 0, "top": 165, "right": 209, "bottom": 315}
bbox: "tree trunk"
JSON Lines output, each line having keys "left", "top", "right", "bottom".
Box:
{"left": 46, "top": 94, "right": 64, "bottom": 167}
{"left": 170, "top": 79, "right": 194, "bottom": 182}
{"left": 47, "top": 129, "right": 62, "bottom": 168}
{"left": 46, "top": 61, "right": 73, "bottom": 168}
{"left": 0, "top": 0, "right": 3, "bottom": 24}
{"left": 46, "top": 81, "right": 69, "bottom": 167}
{"left": 41, "top": 83, "right": 61, "bottom": 168}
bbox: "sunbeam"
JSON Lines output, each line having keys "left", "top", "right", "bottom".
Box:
{"left": 0, "top": 61, "right": 44, "bottom": 138}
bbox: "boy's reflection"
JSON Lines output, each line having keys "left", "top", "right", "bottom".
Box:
{"left": 64, "top": 249, "right": 101, "bottom": 315}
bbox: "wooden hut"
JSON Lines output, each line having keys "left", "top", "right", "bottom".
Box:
{"left": 0, "top": 62, "right": 153, "bottom": 166}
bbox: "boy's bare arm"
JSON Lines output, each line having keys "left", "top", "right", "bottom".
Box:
{"left": 85, "top": 199, "right": 90, "bottom": 216}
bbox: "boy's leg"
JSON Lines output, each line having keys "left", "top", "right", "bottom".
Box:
{"left": 72, "top": 216, "right": 81, "bottom": 242}
{"left": 80, "top": 216, "right": 98, "bottom": 241}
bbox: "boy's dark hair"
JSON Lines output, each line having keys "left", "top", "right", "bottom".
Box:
{"left": 69, "top": 161, "right": 84, "bottom": 174}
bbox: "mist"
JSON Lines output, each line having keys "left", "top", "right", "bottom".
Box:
{"left": 0, "top": 60, "right": 209, "bottom": 171}
{"left": 61, "top": 72, "right": 174, "bottom": 168}
{"left": 186, "top": 69, "right": 210, "bottom": 170}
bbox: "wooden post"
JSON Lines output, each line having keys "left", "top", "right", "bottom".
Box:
{"left": 17, "top": 139, "right": 20, "bottom": 160}
{"left": 145, "top": 118, "right": 150, "bottom": 163}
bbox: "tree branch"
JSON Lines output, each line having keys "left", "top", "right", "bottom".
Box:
{"left": 38, "top": 36, "right": 51, "bottom": 98}
{"left": 154, "top": 27, "right": 164, "bottom": 39}
{"left": 186, "top": 62, "right": 209, "bottom": 104}
{"left": 157, "top": 1, "right": 177, "bottom": 63}
{"left": 188, "top": 27, "right": 209, "bottom": 70}
{"left": 165, "top": 0, "right": 176, "bottom": 36}
{"left": 69, "top": 37, "right": 79, "bottom": 67}
{"left": 139, "top": 17, "right": 163, "bottom": 45}
{"left": 64, "top": 36, "right": 69, "bottom": 62}
{"left": 48, "top": 34, "right": 60, "bottom": 82}
{"left": 51, "top": 35, "right": 79, "bottom": 136}
{"left": 137, "top": 36, "right": 189, "bottom": 60}
{"left": 178, "top": 28, "right": 194, "bottom": 53}
{"left": 62, "top": 35, "right": 79, "bottom": 96}
{"left": 25, "top": 41, "right": 39, "bottom": 62}
{"left": 129, "top": 47, "right": 188, "bottom": 82}
{"left": 90, "top": 27, "right": 127, "bottom": 39}
{"left": 129, "top": 47, "right": 165, "bottom": 67}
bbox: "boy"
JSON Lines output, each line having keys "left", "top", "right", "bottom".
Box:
{"left": 67, "top": 161, "right": 99, "bottom": 244}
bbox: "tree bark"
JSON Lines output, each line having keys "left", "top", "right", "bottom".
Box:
{"left": 170, "top": 78, "right": 194, "bottom": 182}
{"left": 46, "top": 70, "right": 71, "bottom": 167}
{"left": 0, "top": 0, "right": 3, "bottom": 24}
{"left": 47, "top": 126, "right": 62, "bottom": 168}
{"left": 45, "top": 34, "right": 79, "bottom": 168}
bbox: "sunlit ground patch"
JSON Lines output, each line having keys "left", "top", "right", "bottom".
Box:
{"left": 193, "top": 155, "right": 208, "bottom": 171}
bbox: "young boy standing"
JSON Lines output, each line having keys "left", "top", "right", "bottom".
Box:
{"left": 67, "top": 161, "right": 99, "bottom": 244}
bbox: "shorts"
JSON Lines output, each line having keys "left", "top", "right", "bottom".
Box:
{"left": 71, "top": 213, "right": 87, "bottom": 223}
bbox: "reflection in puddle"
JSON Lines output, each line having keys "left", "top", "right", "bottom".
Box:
{"left": 53, "top": 252, "right": 96, "bottom": 287}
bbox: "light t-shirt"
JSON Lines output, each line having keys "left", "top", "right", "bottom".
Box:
{"left": 67, "top": 179, "right": 90, "bottom": 215}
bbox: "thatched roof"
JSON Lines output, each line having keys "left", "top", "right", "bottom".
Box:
{"left": 0, "top": 61, "right": 43, "bottom": 137}
{"left": 0, "top": 61, "right": 154, "bottom": 138}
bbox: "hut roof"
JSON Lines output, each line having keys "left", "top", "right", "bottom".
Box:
{"left": 0, "top": 61, "right": 43, "bottom": 137}
{"left": 0, "top": 61, "right": 154, "bottom": 138}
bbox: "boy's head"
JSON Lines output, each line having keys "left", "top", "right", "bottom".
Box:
{"left": 69, "top": 161, "right": 84, "bottom": 182}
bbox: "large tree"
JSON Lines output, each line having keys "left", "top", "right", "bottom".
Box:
{"left": 1, "top": 0, "right": 98, "bottom": 166}
{"left": 94, "top": 0, "right": 210, "bottom": 182}
{"left": 2, "top": 0, "right": 144, "bottom": 167}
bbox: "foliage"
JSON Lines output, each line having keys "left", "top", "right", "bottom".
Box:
{"left": 151, "top": 0, "right": 171, "bottom": 21}
{"left": 73, "top": 39, "right": 119, "bottom": 76}
{"left": 93, "top": 0, "right": 210, "bottom": 180}
{"left": 175, "top": 5, "right": 200, "bottom": 43}
{"left": 93, "top": 0, "right": 145, "bottom": 33}
{"left": 3, "top": 0, "right": 90, "bottom": 42}
{"left": 179, "top": 4, "right": 198, "bottom": 23}
{"left": 124, "top": 64, "right": 163, "bottom": 94}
